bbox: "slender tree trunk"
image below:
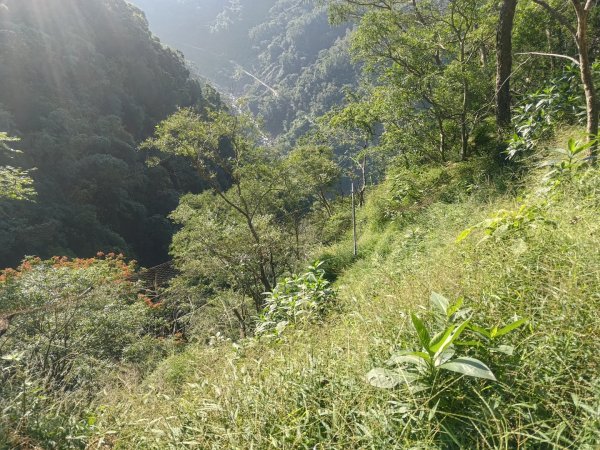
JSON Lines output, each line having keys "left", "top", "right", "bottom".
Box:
{"left": 496, "top": 0, "right": 518, "bottom": 131}
{"left": 533, "top": 0, "right": 598, "bottom": 162}
{"left": 351, "top": 181, "right": 357, "bottom": 257}
{"left": 245, "top": 213, "right": 272, "bottom": 297}
{"left": 573, "top": 2, "right": 598, "bottom": 162}
{"left": 437, "top": 116, "right": 446, "bottom": 161}
{"left": 232, "top": 307, "right": 247, "bottom": 339}
{"left": 231, "top": 181, "right": 273, "bottom": 299}
{"left": 318, "top": 188, "right": 333, "bottom": 217}
{"left": 459, "top": 38, "right": 469, "bottom": 161}
{"left": 293, "top": 219, "right": 301, "bottom": 260}
{"left": 461, "top": 106, "right": 468, "bottom": 160}
{"left": 358, "top": 154, "right": 366, "bottom": 206}
{"left": 461, "top": 77, "right": 469, "bottom": 160}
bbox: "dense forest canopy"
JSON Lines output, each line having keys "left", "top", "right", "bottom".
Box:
{"left": 0, "top": 0, "right": 220, "bottom": 268}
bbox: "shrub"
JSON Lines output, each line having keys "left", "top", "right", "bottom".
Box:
{"left": 507, "top": 65, "right": 586, "bottom": 158}
{"left": 0, "top": 255, "right": 175, "bottom": 448}
{"left": 255, "top": 262, "right": 337, "bottom": 337}
{"left": 367, "top": 292, "right": 527, "bottom": 390}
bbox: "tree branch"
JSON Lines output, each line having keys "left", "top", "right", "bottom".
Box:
{"left": 516, "top": 51, "right": 580, "bottom": 66}
{"left": 584, "top": 0, "right": 596, "bottom": 12}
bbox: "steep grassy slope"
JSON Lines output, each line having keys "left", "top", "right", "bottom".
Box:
{"left": 92, "top": 149, "right": 600, "bottom": 448}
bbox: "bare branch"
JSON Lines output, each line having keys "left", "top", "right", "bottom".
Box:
{"left": 516, "top": 51, "right": 580, "bottom": 66}
{"left": 584, "top": 0, "right": 596, "bottom": 11}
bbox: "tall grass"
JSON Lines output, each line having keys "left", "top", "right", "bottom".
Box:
{"left": 91, "top": 155, "right": 600, "bottom": 449}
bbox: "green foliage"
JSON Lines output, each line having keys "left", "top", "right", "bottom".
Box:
{"left": 256, "top": 262, "right": 336, "bottom": 337}
{"left": 0, "top": 133, "right": 35, "bottom": 201}
{"left": 330, "top": 0, "right": 496, "bottom": 161}
{"left": 544, "top": 137, "right": 597, "bottom": 182}
{"left": 507, "top": 66, "right": 585, "bottom": 158}
{"left": 85, "top": 148, "right": 600, "bottom": 448}
{"left": 368, "top": 160, "right": 501, "bottom": 230}
{"left": 458, "top": 135, "right": 595, "bottom": 244}
{"left": 146, "top": 108, "right": 342, "bottom": 311}
{"left": 0, "top": 255, "right": 178, "bottom": 447}
{"left": 245, "top": 1, "right": 359, "bottom": 140}
{"left": 457, "top": 202, "right": 553, "bottom": 244}
{"left": 0, "top": 0, "right": 211, "bottom": 267}
{"left": 366, "top": 292, "right": 527, "bottom": 391}
{"left": 2, "top": 0, "right": 600, "bottom": 447}
{"left": 170, "top": 190, "right": 287, "bottom": 305}
{"left": 135, "top": 0, "right": 359, "bottom": 143}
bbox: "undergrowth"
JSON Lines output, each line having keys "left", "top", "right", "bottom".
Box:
{"left": 90, "top": 148, "right": 600, "bottom": 449}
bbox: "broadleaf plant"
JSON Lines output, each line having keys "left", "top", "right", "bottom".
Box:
{"left": 367, "top": 292, "right": 527, "bottom": 390}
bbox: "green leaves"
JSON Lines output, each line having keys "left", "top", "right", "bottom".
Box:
{"left": 439, "top": 357, "right": 496, "bottom": 381}
{"left": 411, "top": 313, "right": 431, "bottom": 350}
{"left": 368, "top": 292, "right": 528, "bottom": 391}
{"left": 495, "top": 318, "right": 529, "bottom": 338}
{"left": 430, "top": 292, "right": 464, "bottom": 319}
{"left": 0, "top": 133, "right": 36, "bottom": 201}
{"left": 255, "top": 263, "right": 336, "bottom": 337}
{"left": 430, "top": 292, "right": 449, "bottom": 315}
{"left": 456, "top": 203, "right": 554, "bottom": 244}
{"left": 469, "top": 317, "right": 528, "bottom": 340}
{"left": 366, "top": 368, "right": 418, "bottom": 389}
{"left": 431, "top": 320, "right": 470, "bottom": 358}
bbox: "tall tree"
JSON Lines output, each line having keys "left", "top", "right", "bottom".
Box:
{"left": 496, "top": 0, "right": 519, "bottom": 131}
{"left": 143, "top": 109, "right": 276, "bottom": 303}
{"left": 329, "top": 0, "right": 495, "bottom": 161}
{"left": 532, "top": 0, "right": 598, "bottom": 162}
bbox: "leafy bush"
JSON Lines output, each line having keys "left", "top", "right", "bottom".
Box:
{"left": 507, "top": 65, "right": 585, "bottom": 158}
{"left": 457, "top": 202, "right": 553, "bottom": 243}
{"left": 542, "top": 137, "right": 597, "bottom": 183}
{"left": 0, "top": 254, "right": 175, "bottom": 448}
{"left": 255, "top": 262, "right": 336, "bottom": 337}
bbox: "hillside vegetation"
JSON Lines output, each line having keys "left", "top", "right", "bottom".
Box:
{"left": 133, "top": 0, "right": 360, "bottom": 142}
{"left": 90, "top": 140, "right": 600, "bottom": 448}
{"left": 1, "top": 0, "right": 600, "bottom": 448}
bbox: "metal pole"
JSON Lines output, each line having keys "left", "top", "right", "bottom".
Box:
{"left": 351, "top": 181, "right": 357, "bottom": 257}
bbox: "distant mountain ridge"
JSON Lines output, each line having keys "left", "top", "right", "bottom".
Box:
{"left": 132, "top": 0, "right": 361, "bottom": 142}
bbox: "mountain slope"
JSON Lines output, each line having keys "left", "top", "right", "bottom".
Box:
{"left": 0, "top": 0, "right": 219, "bottom": 267}
{"left": 93, "top": 148, "right": 600, "bottom": 448}
{"left": 133, "top": 0, "right": 360, "bottom": 142}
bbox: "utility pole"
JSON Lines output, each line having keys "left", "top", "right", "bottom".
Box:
{"left": 351, "top": 181, "right": 357, "bottom": 257}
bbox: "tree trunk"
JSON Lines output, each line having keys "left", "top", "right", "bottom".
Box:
{"left": 461, "top": 80, "right": 469, "bottom": 161}
{"left": 437, "top": 116, "right": 446, "bottom": 161}
{"left": 460, "top": 116, "right": 468, "bottom": 160}
{"left": 459, "top": 38, "right": 469, "bottom": 161}
{"left": 358, "top": 154, "right": 366, "bottom": 206}
{"left": 496, "top": 0, "right": 518, "bottom": 131}
{"left": 573, "top": 2, "right": 598, "bottom": 162}
{"left": 246, "top": 214, "right": 272, "bottom": 297}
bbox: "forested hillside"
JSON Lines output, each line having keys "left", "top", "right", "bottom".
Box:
{"left": 1, "top": 0, "right": 600, "bottom": 448}
{"left": 0, "top": 0, "right": 218, "bottom": 268}
{"left": 133, "top": 0, "right": 361, "bottom": 141}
